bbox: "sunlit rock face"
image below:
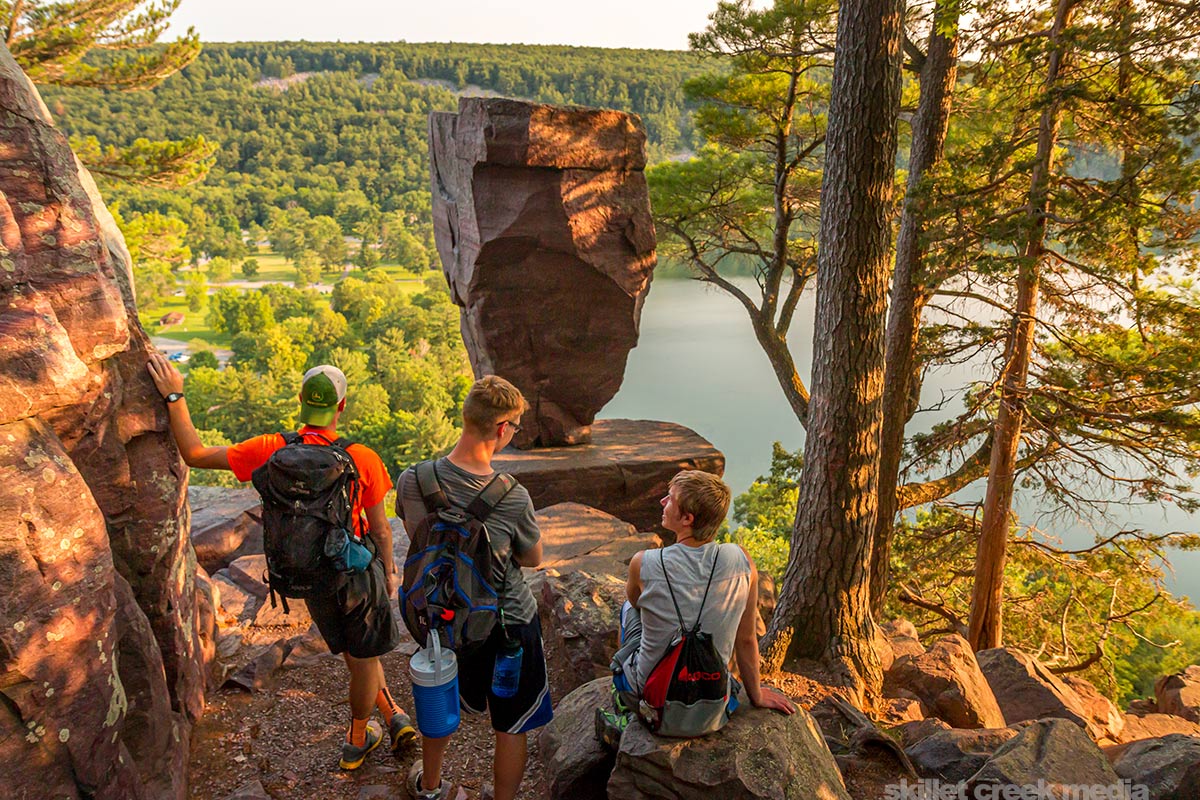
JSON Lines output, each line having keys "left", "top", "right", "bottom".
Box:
{"left": 0, "top": 42, "right": 205, "bottom": 799}
{"left": 429, "top": 97, "right": 657, "bottom": 447}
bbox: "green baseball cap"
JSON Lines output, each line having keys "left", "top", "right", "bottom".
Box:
{"left": 299, "top": 365, "right": 347, "bottom": 427}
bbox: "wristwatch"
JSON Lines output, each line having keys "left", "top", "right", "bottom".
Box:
{"left": 165, "top": 392, "right": 185, "bottom": 404}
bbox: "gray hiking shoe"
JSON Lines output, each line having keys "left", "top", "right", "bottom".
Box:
{"left": 339, "top": 719, "right": 383, "bottom": 770}
{"left": 406, "top": 762, "right": 466, "bottom": 800}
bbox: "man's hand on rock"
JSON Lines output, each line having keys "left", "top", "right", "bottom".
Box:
{"left": 753, "top": 686, "right": 797, "bottom": 715}
{"left": 146, "top": 352, "right": 185, "bottom": 398}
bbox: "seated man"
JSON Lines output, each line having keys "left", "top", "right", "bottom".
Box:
{"left": 602, "top": 470, "right": 794, "bottom": 743}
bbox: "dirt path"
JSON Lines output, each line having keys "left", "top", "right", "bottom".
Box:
{"left": 189, "top": 640, "right": 557, "bottom": 800}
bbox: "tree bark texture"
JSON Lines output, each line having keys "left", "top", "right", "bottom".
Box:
{"left": 968, "top": 0, "right": 1076, "bottom": 652}
{"left": 870, "top": 2, "right": 961, "bottom": 615}
{"left": 761, "top": 0, "right": 905, "bottom": 699}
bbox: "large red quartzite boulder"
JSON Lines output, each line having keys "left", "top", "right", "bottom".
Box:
{"left": 0, "top": 42, "right": 204, "bottom": 798}
{"left": 493, "top": 418, "right": 725, "bottom": 534}
{"left": 428, "top": 97, "right": 657, "bottom": 448}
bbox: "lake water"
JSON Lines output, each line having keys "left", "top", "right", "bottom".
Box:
{"left": 600, "top": 277, "right": 1200, "bottom": 602}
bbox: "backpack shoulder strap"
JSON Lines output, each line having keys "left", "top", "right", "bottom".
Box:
{"left": 415, "top": 460, "right": 450, "bottom": 514}
{"left": 465, "top": 473, "right": 517, "bottom": 522}
{"left": 660, "top": 549, "right": 688, "bottom": 635}
{"left": 692, "top": 547, "right": 722, "bottom": 634}
{"left": 280, "top": 431, "right": 303, "bottom": 446}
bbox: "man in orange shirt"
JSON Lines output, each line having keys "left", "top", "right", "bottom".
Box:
{"left": 146, "top": 354, "right": 415, "bottom": 770}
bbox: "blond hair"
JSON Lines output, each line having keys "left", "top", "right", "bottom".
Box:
{"left": 669, "top": 470, "right": 731, "bottom": 542}
{"left": 462, "top": 375, "right": 528, "bottom": 437}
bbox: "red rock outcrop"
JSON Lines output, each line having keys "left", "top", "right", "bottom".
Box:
{"left": 493, "top": 418, "right": 725, "bottom": 533}
{"left": 428, "top": 98, "right": 656, "bottom": 447}
{"left": 0, "top": 43, "right": 203, "bottom": 797}
{"left": 884, "top": 635, "right": 1006, "bottom": 730}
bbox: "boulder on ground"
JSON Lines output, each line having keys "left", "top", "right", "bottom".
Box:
{"left": 608, "top": 705, "right": 851, "bottom": 800}
{"left": 212, "top": 570, "right": 260, "bottom": 623}
{"left": 905, "top": 727, "right": 1019, "bottom": 784}
{"left": 227, "top": 554, "right": 270, "bottom": 598}
{"left": 877, "top": 697, "right": 926, "bottom": 727}
{"left": 540, "top": 677, "right": 615, "bottom": 800}
{"left": 428, "top": 98, "right": 656, "bottom": 448}
{"left": 224, "top": 639, "right": 290, "bottom": 693}
{"left": 1061, "top": 675, "right": 1125, "bottom": 743}
{"left": 535, "top": 502, "right": 655, "bottom": 574}
{"left": 967, "top": 719, "right": 1122, "bottom": 796}
{"left": 1157, "top": 666, "right": 1200, "bottom": 724}
{"left": 893, "top": 718, "right": 953, "bottom": 749}
{"left": 884, "top": 635, "right": 1005, "bottom": 729}
{"left": 281, "top": 625, "right": 334, "bottom": 670}
{"left": 188, "top": 486, "right": 262, "bottom": 573}
{"left": 976, "top": 647, "right": 1100, "bottom": 738}
{"left": 1111, "top": 733, "right": 1200, "bottom": 800}
{"left": 533, "top": 569, "right": 627, "bottom": 691}
{"left": 880, "top": 618, "right": 925, "bottom": 665}
{"left": 1120, "top": 712, "right": 1200, "bottom": 743}
{"left": 493, "top": 419, "right": 725, "bottom": 534}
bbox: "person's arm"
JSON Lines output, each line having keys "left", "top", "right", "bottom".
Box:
{"left": 733, "top": 547, "right": 796, "bottom": 714}
{"left": 626, "top": 551, "right": 644, "bottom": 607}
{"left": 364, "top": 500, "right": 397, "bottom": 596}
{"left": 146, "top": 353, "right": 231, "bottom": 470}
{"left": 513, "top": 539, "right": 542, "bottom": 568}
{"left": 510, "top": 488, "right": 543, "bottom": 568}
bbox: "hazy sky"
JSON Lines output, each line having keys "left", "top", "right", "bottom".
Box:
{"left": 166, "top": 0, "right": 718, "bottom": 51}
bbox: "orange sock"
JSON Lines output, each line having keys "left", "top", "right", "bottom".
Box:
{"left": 348, "top": 717, "right": 369, "bottom": 747}
{"left": 376, "top": 687, "right": 402, "bottom": 724}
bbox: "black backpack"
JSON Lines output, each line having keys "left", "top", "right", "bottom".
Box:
{"left": 638, "top": 547, "right": 732, "bottom": 737}
{"left": 251, "top": 432, "right": 362, "bottom": 613}
{"left": 399, "top": 460, "right": 515, "bottom": 653}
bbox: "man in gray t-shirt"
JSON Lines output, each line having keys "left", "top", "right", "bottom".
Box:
{"left": 396, "top": 456, "right": 540, "bottom": 624}
{"left": 397, "top": 375, "right": 550, "bottom": 800}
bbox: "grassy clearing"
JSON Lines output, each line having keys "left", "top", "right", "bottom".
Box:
{"left": 141, "top": 252, "right": 438, "bottom": 346}
{"left": 219, "top": 249, "right": 432, "bottom": 293}
{"left": 138, "top": 294, "right": 229, "bottom": 347}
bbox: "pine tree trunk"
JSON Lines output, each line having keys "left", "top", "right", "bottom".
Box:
{"left": 870, "top": 4, "right": 961, "bottom": 615}
{"left": 761, "top": 0, "right": 904, "bottom": 700}
{"left": 968, "top": 0, "right": 1076, "bottom": 652}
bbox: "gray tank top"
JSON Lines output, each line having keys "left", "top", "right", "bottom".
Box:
{"left": 629, "top": 541, "right": 752, "bottom": 692}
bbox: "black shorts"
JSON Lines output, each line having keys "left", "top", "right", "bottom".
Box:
{"left": 458, "top": 616, "right": 553, "bottom": 734}
{"left": 307, "top": 556, "right": 401, "bottom": 659}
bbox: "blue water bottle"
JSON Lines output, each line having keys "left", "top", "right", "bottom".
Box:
{"left": 492, "top": 634, "right": 523, "bottom": 698}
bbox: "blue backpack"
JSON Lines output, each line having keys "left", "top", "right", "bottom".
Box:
{"left": 399, "top": 461, "right": 516, "bottom": 653}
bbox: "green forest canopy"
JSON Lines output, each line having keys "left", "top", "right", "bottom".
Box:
{"left": 42, "top": 41, "right": 710, "bottom": 262}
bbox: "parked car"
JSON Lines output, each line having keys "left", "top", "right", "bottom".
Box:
{"left": 167, "top": 352, "right": 190, "bottom": 363}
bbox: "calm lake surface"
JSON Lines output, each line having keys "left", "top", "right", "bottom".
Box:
{"left": 600, "top": 277, "right": 1200, "bottom": 602}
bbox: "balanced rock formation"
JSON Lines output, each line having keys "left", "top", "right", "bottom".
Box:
{"left": 494, "top": 419, "right": 725, "bottom": 533}
{"left": 428, "top": 97, "right": 656, "bottom": 447}
{"left": 0, "top": 43, "right": 203, "bottom": 798}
